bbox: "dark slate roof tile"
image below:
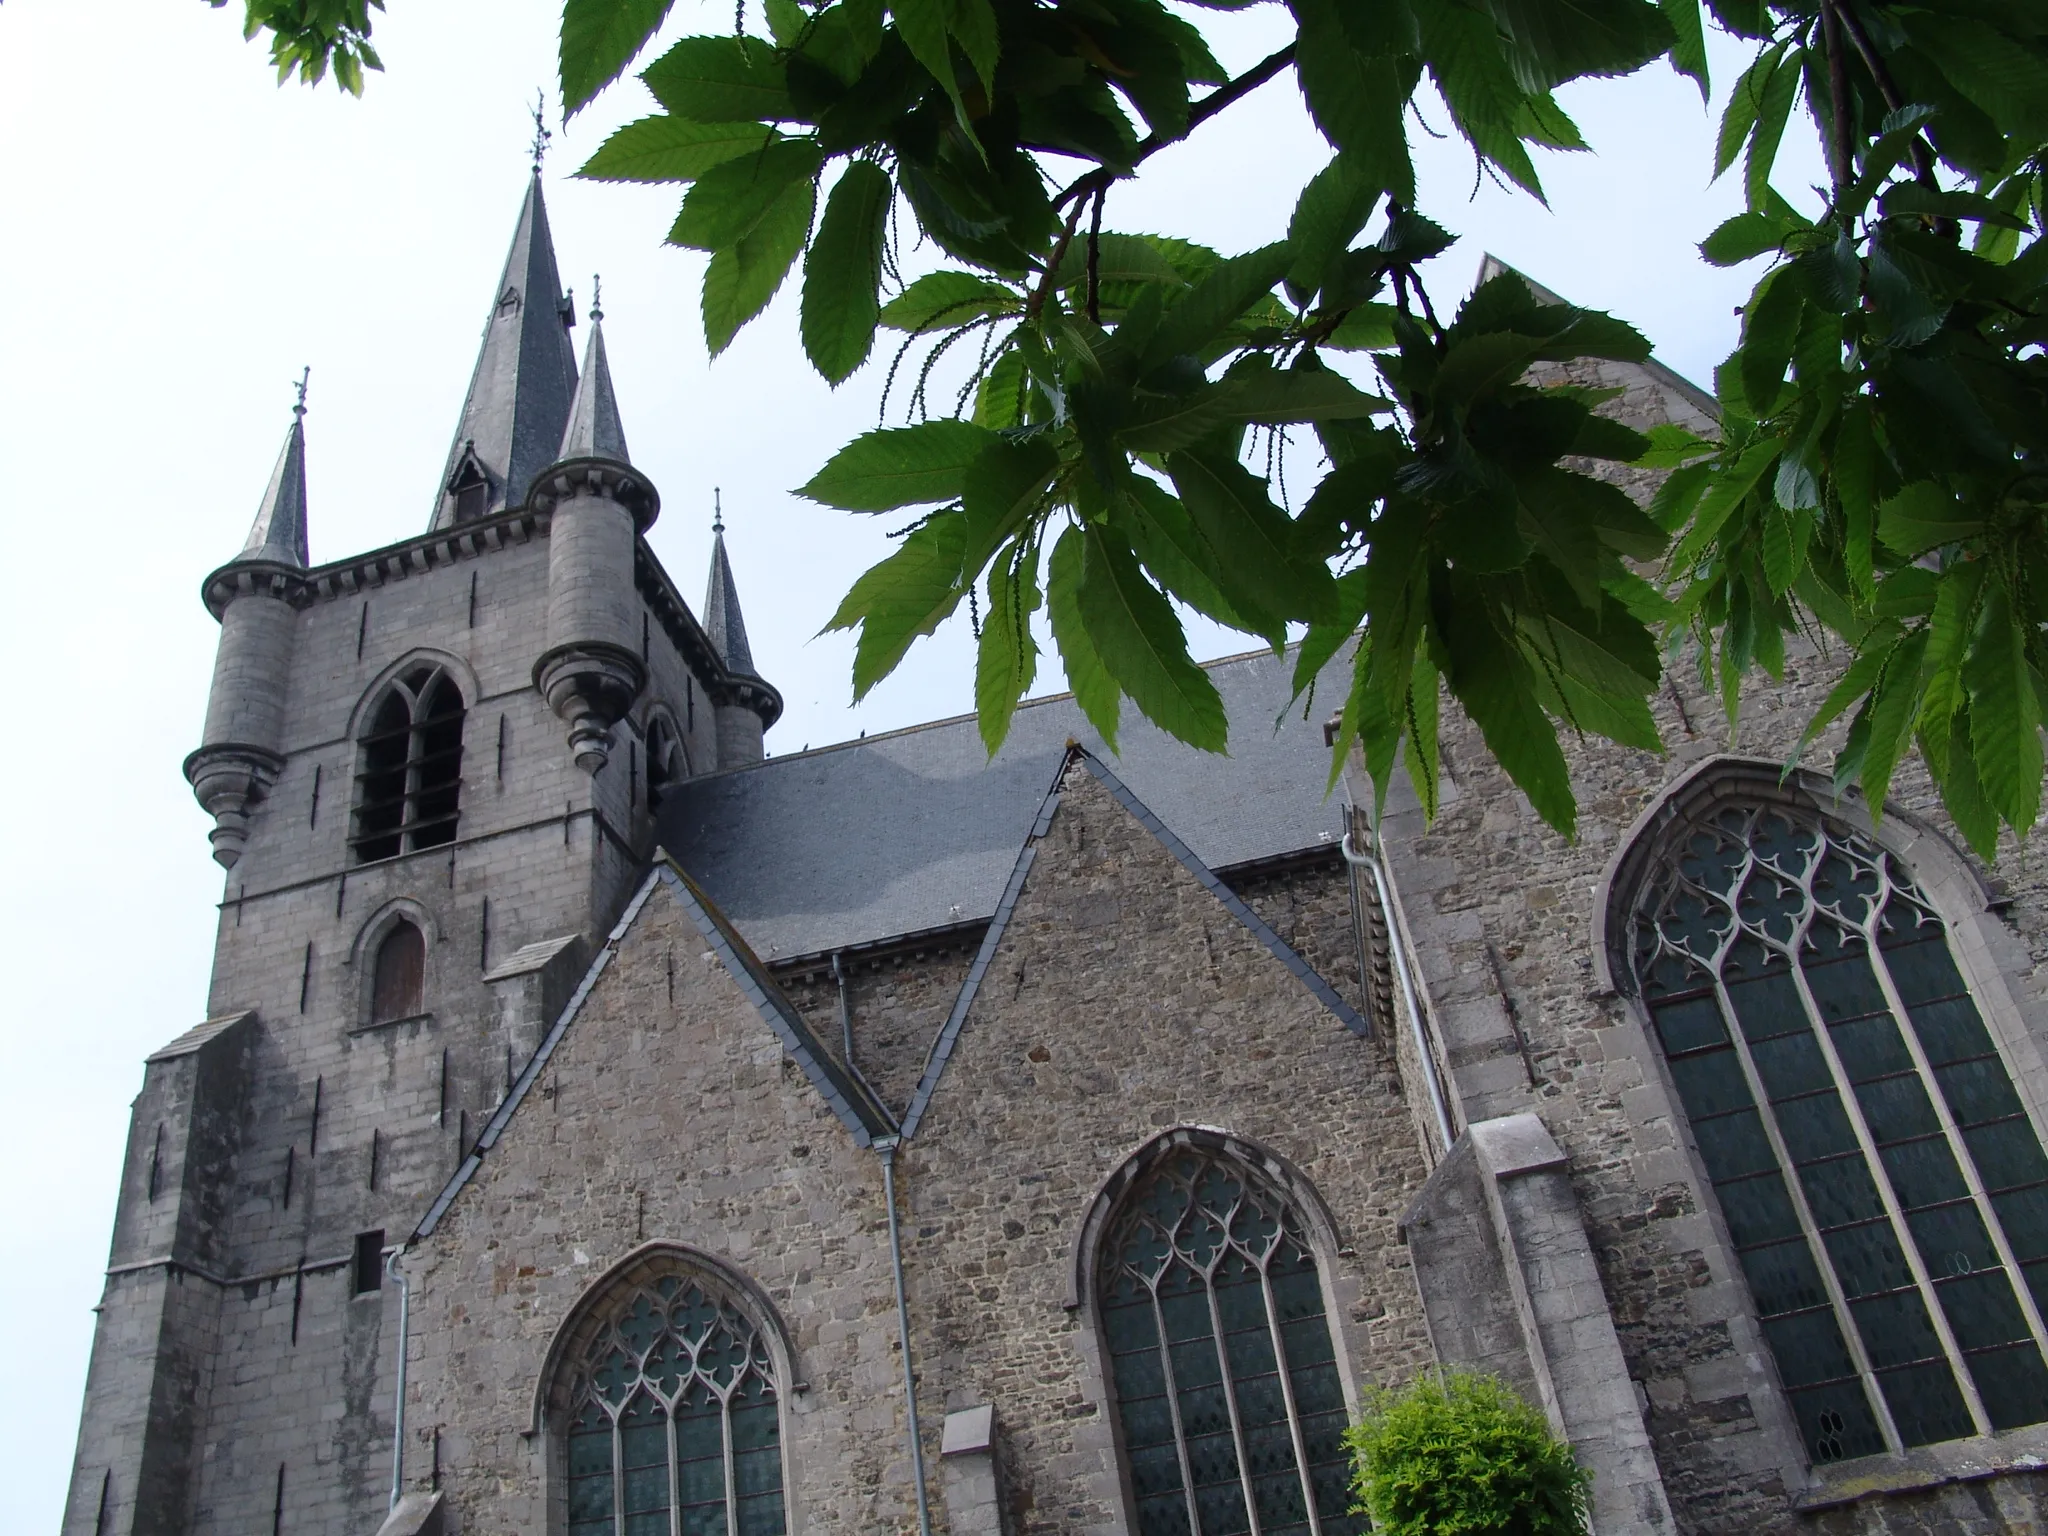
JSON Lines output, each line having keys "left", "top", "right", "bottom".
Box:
{"left": 657, "top": 644, "right": 1351, "bottom": 960}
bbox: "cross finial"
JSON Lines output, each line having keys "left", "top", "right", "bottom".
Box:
{"left": 292, "top": 366, "right": 311, "bottom": 420}
{"left": 590, "top": 273, "right": 603, "bottom": 323}
{"left": 713, "top": 488, "right": 724, "bottom": 534}
{"left": 530, "top": 90, "right": 552, "bottom": 171}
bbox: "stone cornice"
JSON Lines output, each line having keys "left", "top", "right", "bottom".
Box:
{"left": 198, "top": 503, "right": 778, "bottom": 719}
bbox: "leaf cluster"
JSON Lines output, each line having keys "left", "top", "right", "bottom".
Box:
{"left": 224, "top": 0, "right": 2048, "bottom": 857}
{"left": 1676, "top": 0, "right": 2048, "bottom": 852}
{"left": 1347, "top": 1371, "right": 1592, "bottom": 1536}
{"left": 211, "top": 0, "right": 385, "bottom": 93}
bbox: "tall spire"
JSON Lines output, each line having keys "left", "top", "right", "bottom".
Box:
{"left": 555, "top": 278, "right": 629, "bottom": 465}
{"left": 429, "top": 172, "right": 580, "bottom": 529}
{"left": 236, "top": 370, "right": 311, "bottom": 568}
{"left": 704, "top": 498, "right": 757, "bottom": 677}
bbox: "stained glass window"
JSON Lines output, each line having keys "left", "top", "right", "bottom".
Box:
{"left": 1630, "top": 796, "right": 2048, "bottom": 1463}
{"left": 1098, "top": 1147, "right": 1365, "bottom": 1536}
{"left": 562, "top": 1271, "right": 786, "bottom": 1536}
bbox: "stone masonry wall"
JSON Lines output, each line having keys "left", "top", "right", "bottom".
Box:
{"left": 1380, "top": 620, "right": 2048, "bottom": 1534}
{"left": 403, "top": 760, "right": 1444, "bottom": 1534}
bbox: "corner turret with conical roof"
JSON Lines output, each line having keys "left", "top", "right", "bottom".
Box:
{"left": 430, "top": 170, "right": 580, "bottom": 528}
{"left": 701, "top": 499, "right": 781, "bottom": 765}
{"left": 531, "top": 292, "right": 661, "bottom": 772}
{"left": 186, "top": 383, "right": 313, "bottom": 866}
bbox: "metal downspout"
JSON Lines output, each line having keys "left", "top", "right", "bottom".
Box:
{"left": 876, "top": 1138, "right": 935, "bottom": 1536}
{"left": 385, "top": 1246, "right": 411, "bottom": 1513}
{"left": 1341, "top": 829, "right": 1455, "bottom": 1153}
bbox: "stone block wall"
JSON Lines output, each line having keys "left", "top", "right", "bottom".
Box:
{"left": 401, "top": 759, "right": 1442, "bottom": 1534}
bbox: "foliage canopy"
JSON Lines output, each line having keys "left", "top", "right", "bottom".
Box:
{"left": 1347, "top": 1371, "right": 1593, "bottom": 1536}
{"left": 221, "top": 0, "right": 2048, "bottom": 853}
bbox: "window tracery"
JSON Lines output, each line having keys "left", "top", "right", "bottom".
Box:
{"left": 1097, "top": 1146, "right": 1362, "bottom": 1536}
{"left": 561, "top": 1269, "right": 786, "bottom": 1536}
{"left": 351, "top": 665, "right": 465, "bottom": 863}
{"left": 1629, "top": 794, "right": 2048, "bottom": 1462}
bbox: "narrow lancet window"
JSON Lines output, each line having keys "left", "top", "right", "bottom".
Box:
{"left": 560, "top": 1267, "right": 786, "bottom": 1536}
{"left": 352, "top": 666, "right": 465, "bottom": 863}
{"left": 1098, "top": 1146, "right": 1362, "bottom": 1536}
{"left": 370, "top": 922, "right": 425, "bottom": 1024}
{"left": 1629, "top": 793, "right": 2048, "bottom": 1463}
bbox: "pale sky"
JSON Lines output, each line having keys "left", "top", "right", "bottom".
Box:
{"left": 0, "top": 1, "right": 1815, "bottom": 1524}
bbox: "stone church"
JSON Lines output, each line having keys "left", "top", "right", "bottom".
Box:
{"left": 63, "top": 170, "right": 2048, "bottom": 1536}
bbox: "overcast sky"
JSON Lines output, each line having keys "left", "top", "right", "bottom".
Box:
{"left": 0, "top": 0, "right": 1817, "bottom": 1524}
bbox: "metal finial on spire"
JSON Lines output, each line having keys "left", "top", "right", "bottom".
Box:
{"left": 590, "top": 274, "right": 603, "bottom": 323}
{"left": 713, "top": 488, "right": 724, "bottom": 534}
{"left": 293, "top": 366, "right": 311, "bottom": 419}
{"left": 530, "top": 90, "right": 552, "bottom": 171}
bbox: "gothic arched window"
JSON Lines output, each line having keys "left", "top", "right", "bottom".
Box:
{"left": 559, "top": 1266, "right": 786, "bottom": 1536}
{"left": 370, "top": 920, "right": 425, "bottom": 1023}
{"left": 1097, "top": 1146, "right": 1363, "bottom": 1536}
{"left": 351, "top": 665, "right": 465, "bottom": 864}
{"left": 1628, "top": 791, "right": 2048, "bottom": 1464}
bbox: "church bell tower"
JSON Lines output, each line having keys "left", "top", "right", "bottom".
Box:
{"left": 63, "top": 170, "right": 781, "bottom": 1536}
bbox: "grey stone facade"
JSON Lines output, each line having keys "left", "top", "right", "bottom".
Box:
{"left": 63, "top": 194, "right": 2048, "bottom": 1536}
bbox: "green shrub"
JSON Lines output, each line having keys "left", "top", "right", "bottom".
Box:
{"left": 1347, "top": 1371, "right": 1592, "bottom": 1535}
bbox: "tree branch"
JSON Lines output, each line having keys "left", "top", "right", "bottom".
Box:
{"left": 1054, "top": 43, "right": 1298, "bottom": 212}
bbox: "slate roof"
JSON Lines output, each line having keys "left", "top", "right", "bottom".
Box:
{"left": 656, "top": 644, "right": 1353, "bottom": 962}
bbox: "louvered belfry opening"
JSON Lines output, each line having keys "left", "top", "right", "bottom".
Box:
{"left": 1632, "top": 793, "right": 2048, "bottom": 1465}
{"left": 1098, "top": 1147, "right": 1364, "bottom": 1536}
{"left": 351, "top": 665, "right": 465, "bottom": 864}
{"left": 370, "top": 922, "right": 425, "bottom": 1024}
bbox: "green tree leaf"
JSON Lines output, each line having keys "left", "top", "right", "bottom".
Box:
{"left": 1744, "top": 41, "right": 1799, "bottom": 209}
{"left": 642, "top": 34, "right": 793, "bottom": 121}
{"left": 823, "top": 511, "right": 970, "bottom": 698}
{"left": 1877, "top": 481, "right": 1986, "bottom": 559}
{"left": 799, "top": 420, "right": 997, "bottom": 509}
{"left": 562, "top": 0, "right": 675, "bottom": 116}
{"left": 1440, "top": 588, "right": 1577, "bottom": 836}
{"left": 1166, "top": 444, "right": 1336, "bottom": 636}
{"left": 1047, "top": 525, "right": 1123, "bottom": 747}
{"left": 880, "top": 271, "right": 1021, "bottom": 332}
{"left": 1661, "top": 0, "right": 1709, "bottom": 99}
{"left": 1077, "top": 525, "right": 1228, "bottom": 751}
{"left": 976, "top": 539, "right": 1041, "bottom": 754}
{"left": 1965, "top": 584, "right": 2045, "bottom": 833}
{"left": 1738, "top": 266, "right": 1802, "bottom": 416}
{"left": 802, "top": 159, "right": 893, "bottom": 382}
{"left": 960, "top": 435, "right": 1060, "bottom": 577}
{"left": 702, "top": 176, "right": 815, "bottom": 355}
{"left": 1286, "top": 155, "right": 1382, "bottom": 303}
{"left": 669, "top": 138, "right": 824, "bottom": 250}
{"left": 1715, "top": 43, "right": 1782, "bottom": 180}
{"left": 1292, "top": 0, "right": 1418, "bottom": 204}
{"left": 578, "top": 115, "right": 772, "bottom": 183}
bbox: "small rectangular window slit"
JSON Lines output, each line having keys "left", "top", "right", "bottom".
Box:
{"left": 467, "top": 570, "right": 478, "bottom": 628}
{"left": 298, "top": 943, "right": 313, "bottom": 1014}
{"left": 308, "top": 1077, "right": 322, "bottom": 1157}
{"left": 352, "top": 1231, "right": 384, "bottom": 1296}
{"left": 356, "top": 602, "right": 368, "bottom": 660}
{"left": 309, "top": 764, "right": 321, "bottom": 829}
{"left": 479, "top": 896, "right": 490, "bottom": 971}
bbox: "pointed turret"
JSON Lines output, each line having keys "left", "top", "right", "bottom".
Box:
{"left": 699, "top": 501, "right": 781, "bottom": 766}
{"left": 703, "top": 507, "right": 757, "bottom": 678}
{"left": 234, "top": 394, "right": 310, "bottom": 569}
{"left": 429, "top": 172, "right": 580, "bottom": 528}
{"left": 556, "top": 307, "right": 629, "bottom": 465}
{"left": 188, "top": 385, "right": 315, "bottom": 867}
{"left": 529, "top": 287, "right": 660, "bottom": 773}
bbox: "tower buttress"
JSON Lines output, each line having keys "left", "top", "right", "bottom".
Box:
{"left": 184, "top": 389, "right": 309, "bottom": 867}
